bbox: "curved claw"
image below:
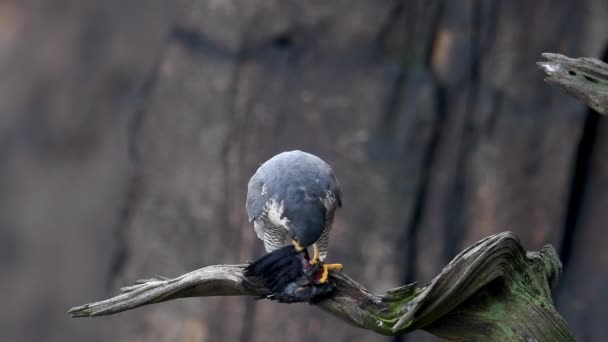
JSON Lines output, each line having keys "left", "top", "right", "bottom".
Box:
{"left": 319, "top": 263, "right": 343, "bottom": 283}
{"left": 292, "top": 240, "right": 305, "bottom": 252}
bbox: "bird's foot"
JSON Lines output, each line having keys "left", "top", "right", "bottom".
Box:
{"left": 318, "top": 263, "right": 343, "bottom": 283}
{"left": 292, "top": 240, "right": 305, "bottom": 252}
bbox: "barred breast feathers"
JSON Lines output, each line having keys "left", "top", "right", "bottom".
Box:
{"left": 317, "top": 190, "right": 339, "bottom": 261}
{"left": 253, "top": 198, "right": 289, "bottom": 253}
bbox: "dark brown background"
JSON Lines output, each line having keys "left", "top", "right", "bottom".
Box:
{"left": 1, "top": 1, "right": 607, "bottom": 341}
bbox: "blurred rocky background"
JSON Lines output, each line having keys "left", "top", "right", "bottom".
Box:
{"left": 1, "top": 1, "right": 607, "bottom": 341}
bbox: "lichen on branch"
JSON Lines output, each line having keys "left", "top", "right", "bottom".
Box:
{"left": 69, "top": 232, "right": 574, "bottom": 341}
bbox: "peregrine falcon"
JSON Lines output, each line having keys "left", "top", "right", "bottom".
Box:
{"left": 246, "top": 150, "right": 343, "bottom": 284}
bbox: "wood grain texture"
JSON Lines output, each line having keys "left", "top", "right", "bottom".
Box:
{"left": 538, "top": 53, "right": 608, "bottom": 114}
{"left": 70, "top": 232, "right": 574, "bottom": 341}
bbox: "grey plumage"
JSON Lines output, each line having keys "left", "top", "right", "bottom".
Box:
{"left": 246, "top": 150, "right": 341, "bottom": 261}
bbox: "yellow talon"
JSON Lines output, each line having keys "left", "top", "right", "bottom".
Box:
{"left": 292, "top": 240, "right": 305, "bottom": 252}
{"left": 319, "top": 266, "right": 329, "bottom": 283}
{"left": 318, "top": 263, "right": 343, "bottom": 283}
{"left": 311, "top": 244, "right": 320, "bottom": 264}
{"left": 325, "top": 263, "right": 343, "bottom": 271}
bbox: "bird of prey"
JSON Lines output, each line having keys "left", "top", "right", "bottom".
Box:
{"left": 246, "top": 150, "right": 343, "bottom": 284}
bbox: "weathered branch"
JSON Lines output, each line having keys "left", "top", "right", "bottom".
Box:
{"left": 538, "top": 53, "right": 608, "bottom": 114}
{"left": 69, "top": 232, "right": 574, "bottom": 340}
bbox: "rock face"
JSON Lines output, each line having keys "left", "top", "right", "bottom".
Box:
{"left": 0, "top": 1, "right": 606, "bottom": 342}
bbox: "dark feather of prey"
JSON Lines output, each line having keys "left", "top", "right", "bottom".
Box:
{"left": 245, "top": 246, "right": 335, "bottom": 303}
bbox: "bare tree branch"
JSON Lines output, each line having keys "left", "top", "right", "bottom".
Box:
{"left": 538, "top": 53, "right": 608, "bottom": 114}
{"left": 69, "top": 232, "right": 574, "bottom": 340}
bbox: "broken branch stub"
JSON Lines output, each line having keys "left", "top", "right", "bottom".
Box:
{"left": 69, "top": 232, "right": 574, "bottom": 341}
{"left": 538, "top": 53, "right": 608, "bottom": 114}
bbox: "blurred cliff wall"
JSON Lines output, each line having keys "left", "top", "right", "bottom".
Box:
{"left": 1, "top": 1, "right": 607, "bottom": 341}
